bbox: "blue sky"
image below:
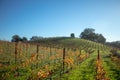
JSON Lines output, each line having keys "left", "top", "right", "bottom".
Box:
{"left": 0, "top": 0, "right": 120, "bottom": 42}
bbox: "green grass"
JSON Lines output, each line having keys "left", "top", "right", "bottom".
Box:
{"left": 0, "top": 39, "right": 119, "bottom": 80}
{"left": 60, "top": 53, "right": 96, "bottom": 80}
{"left": 102, "top": 57, "right": 120, "bottom": 80}
{"left": 100, "top": 50, "right": 120, "bottom": 80}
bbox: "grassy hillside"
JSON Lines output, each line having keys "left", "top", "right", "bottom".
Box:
{"left": 29, "top": 37, "right": 109, "bottom": 49}
{"left": 0, "top": 38, "right": 120, "bottom": 80}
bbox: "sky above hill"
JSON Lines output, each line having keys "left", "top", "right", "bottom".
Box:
{"left": 0, "top": 0, "right": 120, "bottom": 42}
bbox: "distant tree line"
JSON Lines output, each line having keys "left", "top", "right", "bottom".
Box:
{"left": 11, "top": 29, "right": 120, "bottom": 49}
{"left": 11, "top": 28, "right": 106, "bottom": 44}
{"left": 11, "top": 35, "right": 44, "bottom": 42}
{"left": 11, "top": 35, "right": 28, "bottom": 42}
{"left": 106, "top": 41, "right": 120, "bottom": 48}
{"left": 30, "top": 36, "right": 43, "bottom": 41}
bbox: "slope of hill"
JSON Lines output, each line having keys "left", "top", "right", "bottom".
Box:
{"left": 0, "top": 38, "right": 120, "bottom": 80}
{"left": 29, "top": 37, "right": 108, "bottom": 49}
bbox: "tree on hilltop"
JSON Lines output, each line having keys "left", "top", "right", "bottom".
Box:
{"left": 11, "top": 35, "right": 21, "bottom": 42}
{"left": 70, "top": 33, "right": 75, "bottom": 38}
{"left": 11, "top": 35, "right": 28, "bottom": 42}
{"left": 80, "top": 28, "right": 106, "bottom": 43}
{"left": 22, "top": 37, "right": 28, "bottom": 42}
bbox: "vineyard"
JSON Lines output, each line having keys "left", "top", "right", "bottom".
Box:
{"left": 0, "top": 38, "right": 120, "bottom": 80}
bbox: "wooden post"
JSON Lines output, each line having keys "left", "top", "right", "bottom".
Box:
{"left": 26, "top": 43, "right": 28, "bottom": 57}
{"left": 36, "top": 44, "right": 39, "bottom": 68}
{"left": 50, "top": 47, "right": 51, "bottom": 56}
{"left": 63, "top": 48, "right": 65, "bottom": 73}
{"left": 79, "top": 49, "right": 81, "bottom": 55}
{"left": 7, "top": 42, "right": 10, "bottom": 65}
{"left": 97, "top": 49, "right": 100, "bottom": 60}
{"left": 15, "top": 42, "right": 18, "bottom": 64}
{"left": 36, "top": 45, "right": 39, "bottom": 60}
{"left": 77, "top": 49, "right": 81, "bottom": 65}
